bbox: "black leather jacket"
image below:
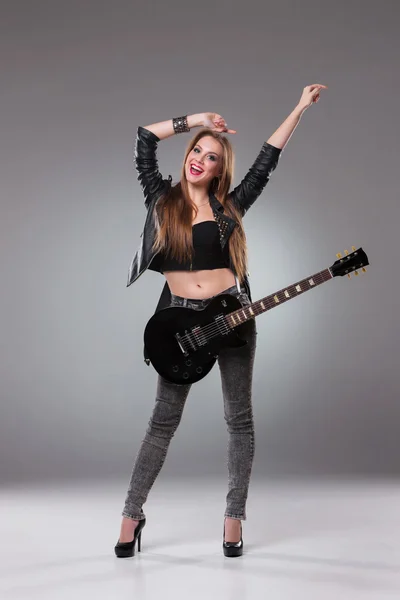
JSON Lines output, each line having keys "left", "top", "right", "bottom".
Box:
{"left": 127, "top": 126, "right": 282, "bottom": 314}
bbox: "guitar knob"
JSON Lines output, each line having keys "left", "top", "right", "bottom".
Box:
{"left": 183, "top": 372, "right": 189, "bottom": 380}
{"left": 185, "top": 360, "right": 192, "bottom": 366}
{"left": 196, "top": 366, "right": 203, "bottom": 374}
{"left": 172, "top": 365, "right": 179, "bottom": 372}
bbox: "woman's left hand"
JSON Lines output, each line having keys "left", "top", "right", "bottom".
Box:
{"left": 202, "top": 112, "right": 237, "bottom": 134}
{"left": 297, "top": 84, "right": 328, "bottom": 111}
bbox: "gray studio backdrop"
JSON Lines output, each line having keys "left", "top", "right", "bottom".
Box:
{"left": 1, "top": 0, "right": 399, "bottom": 484}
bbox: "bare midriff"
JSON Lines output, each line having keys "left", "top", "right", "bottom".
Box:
{"left": 164, "top": 268, "right": 236, "bottom": 300}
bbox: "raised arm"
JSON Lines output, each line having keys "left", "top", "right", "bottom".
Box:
{"left": 229, "top": 141, "right": 282, "bottom": 216}
{"left": 141, "top": 113, "right": 205, "bottom": 140}
{"left": 135, "top": 114, "right": 206, "bottom": 208}
{"left": 230, "top": 84, "right": 328, "bottom": 215}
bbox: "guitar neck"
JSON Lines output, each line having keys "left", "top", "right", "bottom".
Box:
{"left": 226, "top": 268, "right": 333, "bottom": 329}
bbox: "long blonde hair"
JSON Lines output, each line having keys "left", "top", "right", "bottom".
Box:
{"left": 153, "top": 129, "right": 248, "bottom": 282}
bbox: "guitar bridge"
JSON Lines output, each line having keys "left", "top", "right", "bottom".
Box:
{"left": 175, "top": 332, "right": 189, "bottom": 356}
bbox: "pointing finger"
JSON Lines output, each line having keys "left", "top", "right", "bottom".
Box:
{"left": 309, "top": 84, "right": 328, "bottom": 91}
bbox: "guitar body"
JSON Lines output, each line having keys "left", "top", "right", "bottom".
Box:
{"left": 144, "top": 294, "right": 251, "bottom": 385}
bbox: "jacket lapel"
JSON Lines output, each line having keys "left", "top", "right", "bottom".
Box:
{"left": 209, "top": 192, "right": 236, "bottom": 249}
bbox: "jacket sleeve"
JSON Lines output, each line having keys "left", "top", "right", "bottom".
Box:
{"left": 229, "top": 142, "right": 282, "bottom": 216}
{"left": 135, "top": 126, "right": 171, "bottom": 209}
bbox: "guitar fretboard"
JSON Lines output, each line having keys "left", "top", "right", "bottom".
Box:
{"left": 226, "top": 268, "right": 333, "bottom": 329}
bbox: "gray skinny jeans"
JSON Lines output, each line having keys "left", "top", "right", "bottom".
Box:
{"left": 122, "top": 284, "right": 257, "bottom": 521}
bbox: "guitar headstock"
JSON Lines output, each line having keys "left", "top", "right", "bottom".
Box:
{"left": 330, "top": 246, "right": 369, "bottom": 278}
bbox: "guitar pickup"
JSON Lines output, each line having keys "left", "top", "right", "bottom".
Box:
{"left": 215, "top": 314, "right": 229, "bottom": 336}
{"left": 191, "top": 326, "right": 207, "bottom": 347}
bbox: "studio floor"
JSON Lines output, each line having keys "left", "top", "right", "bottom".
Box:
{"left": 1, "top": 477, "right": 399, "bottom": 599}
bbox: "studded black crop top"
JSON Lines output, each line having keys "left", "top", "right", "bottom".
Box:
{"left": 160, "top": 220, "right": 231, "bottom": 273}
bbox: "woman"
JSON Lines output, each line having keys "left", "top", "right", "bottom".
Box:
{"left": 115, "top": 84, "right": 327, "bottom": 558}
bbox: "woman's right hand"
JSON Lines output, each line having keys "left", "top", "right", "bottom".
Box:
{"left": 201, "top": 112, "right": 237, "bottom": 134}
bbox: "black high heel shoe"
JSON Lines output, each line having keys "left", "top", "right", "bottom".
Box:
{"left": 223, "top": 518, "right": 243, "bottom": 557}
{"left": 114, "top": 518, "right": 146, "bottom": 558}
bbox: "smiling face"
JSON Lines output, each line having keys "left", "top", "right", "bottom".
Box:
{"left": 185, "top": 135, "right": 223, "bottom": 187}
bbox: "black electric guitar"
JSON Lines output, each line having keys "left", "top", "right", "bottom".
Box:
{"left": 144, "top": 247, "right": 369, "bottom": 385}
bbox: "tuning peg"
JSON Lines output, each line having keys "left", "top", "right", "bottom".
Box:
{"left": 354, "top": 270, "right": 359, "bottom": 276}
{"left": 336, "top": 252, "right": 342, "bottom": 259}
{"left": 352, "top": 246, "right": 356, "bottom": 251}
{"left": 362, "top": 267, "right": 367, "bottom": 273}
{"left": 344, "top": 249, "right": 349, "bottom": 255}
{"left": 347, "top": 273, "right": 351, "bottom": 279}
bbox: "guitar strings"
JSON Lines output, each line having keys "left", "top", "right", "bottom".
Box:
{"left": 181, "top": 270, "right": 329, "bottom": 348}
{"left": 182, "top": 270, "right": 329, "bottom": 348}
{"left": 195, "top": 271, "right": 328, "bottom": 340}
